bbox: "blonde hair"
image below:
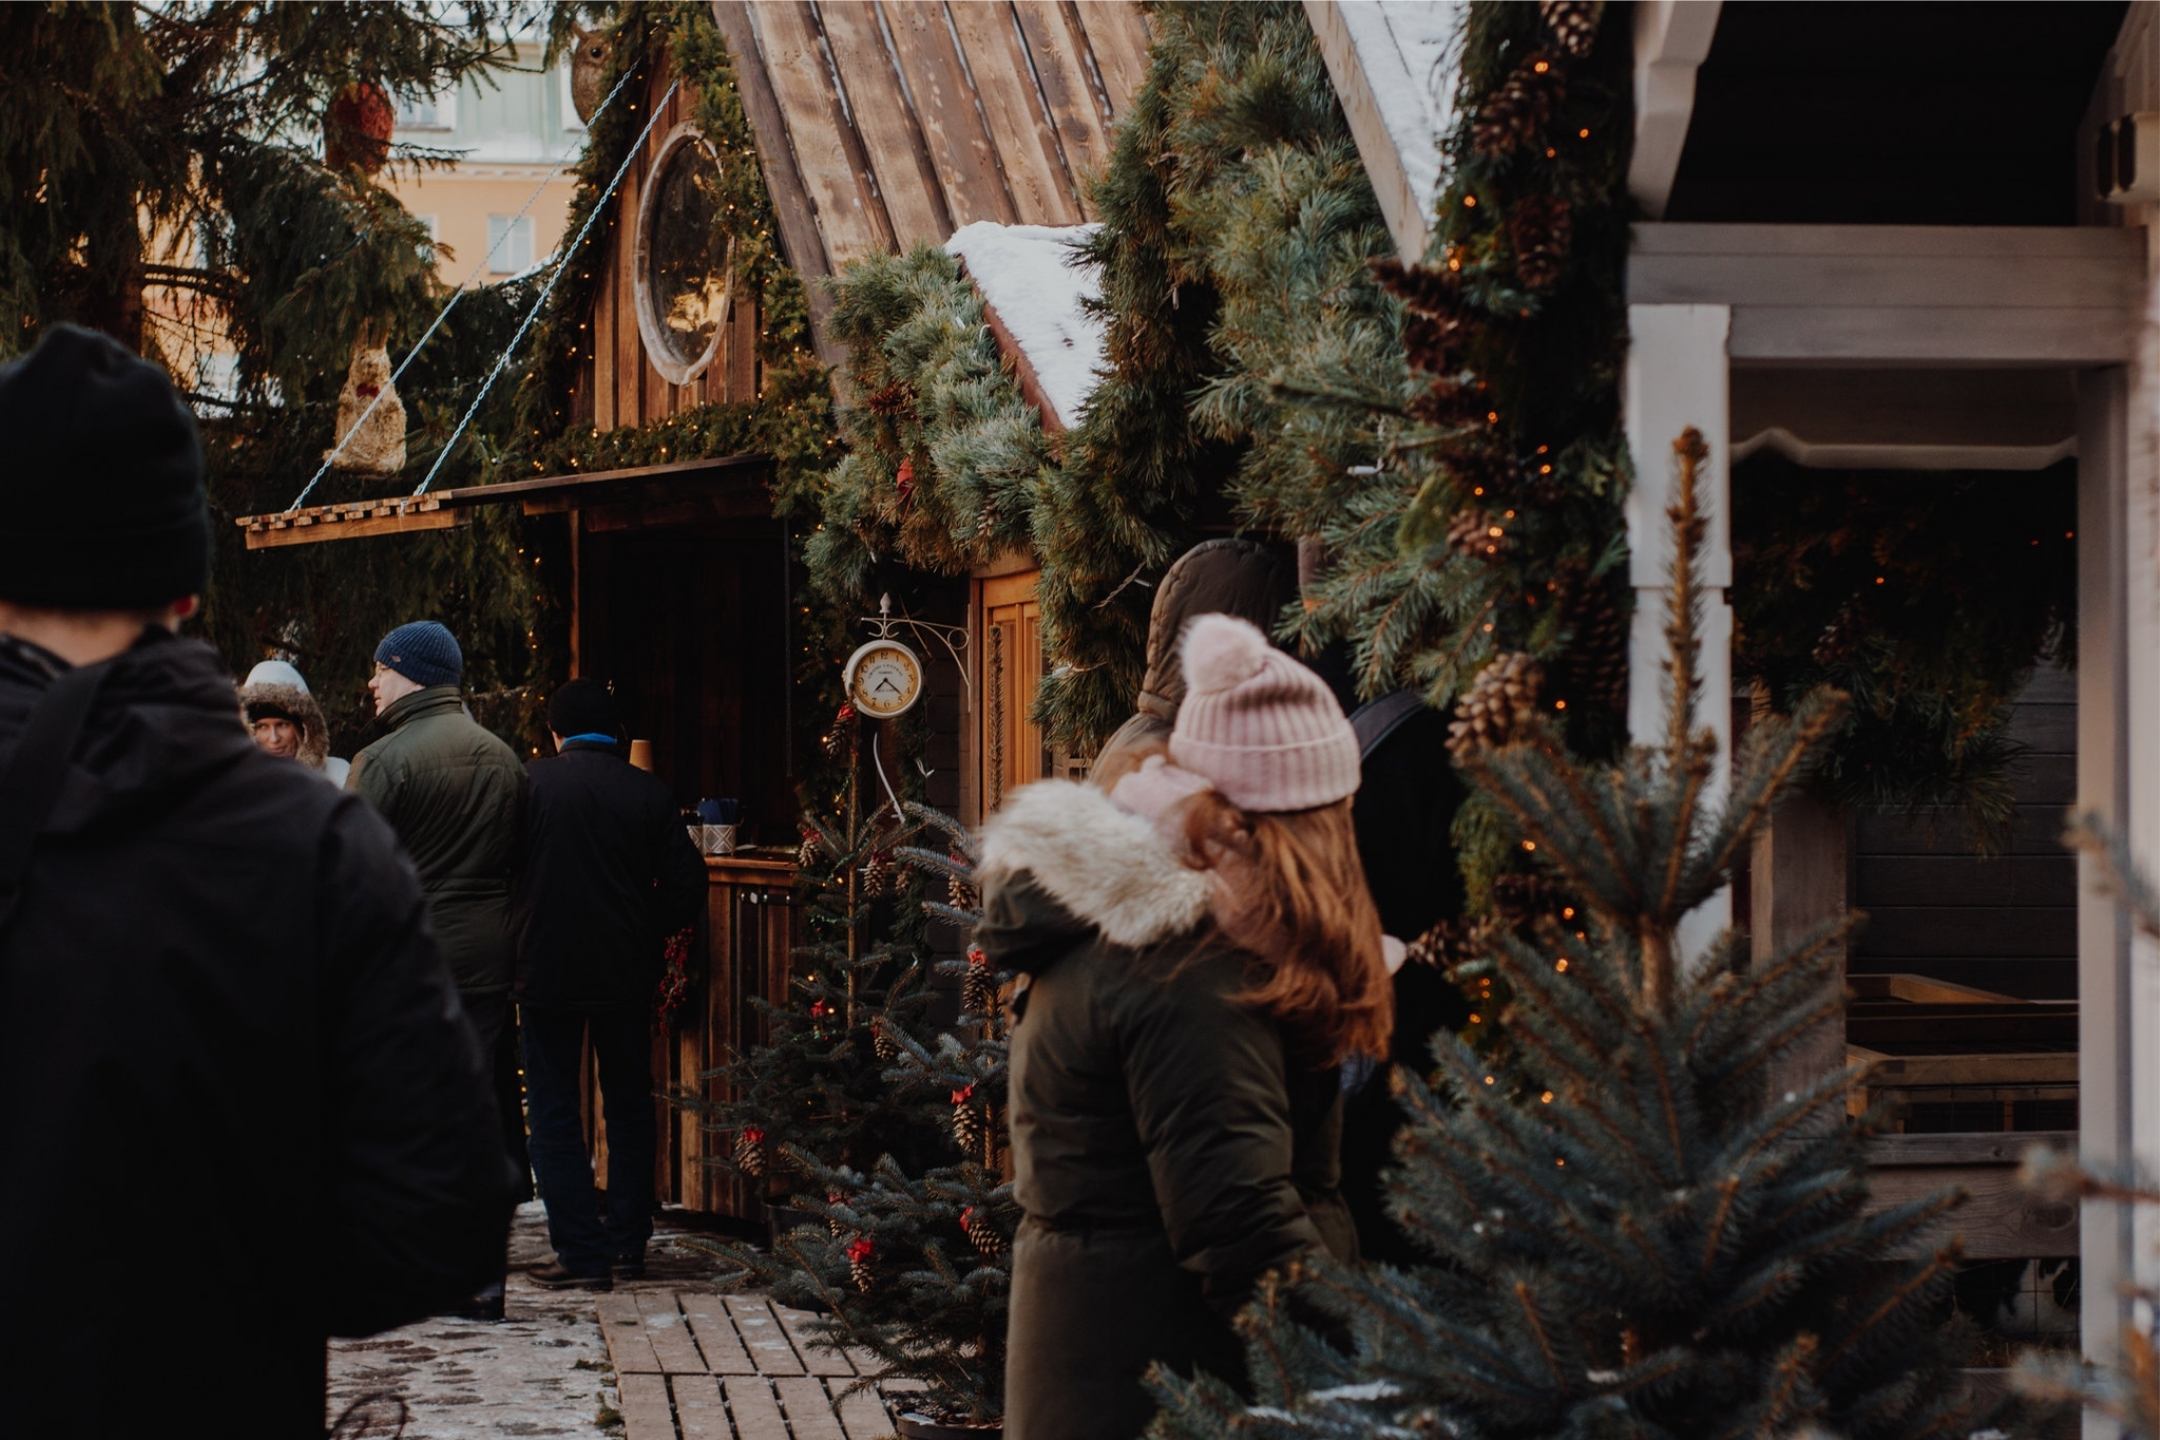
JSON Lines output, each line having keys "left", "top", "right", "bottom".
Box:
{"left": 1177, "top": 787, "right": 1393, "bottom": 1066}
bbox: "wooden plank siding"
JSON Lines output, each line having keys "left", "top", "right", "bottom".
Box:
{"left": 1852, "top": 666, "right": 2079, "bottom": 1001}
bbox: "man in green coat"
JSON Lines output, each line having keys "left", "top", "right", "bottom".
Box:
{"left": 350, "top": 619, "right": 528, "bottom": 1319}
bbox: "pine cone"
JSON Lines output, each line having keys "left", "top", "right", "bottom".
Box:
{"left": 827, "top": 1191, "right": 847, "bottom": 1238}
{"left": 1552, "top": 560, "right": 1628, "bottom": 716}
{"left": 872, "top": 1025, "right": 900, "bottom": 1063}
{"left": 961, "top": 946, "right": 998, "bottom": 1016}
{"left": 847, "top": 1236, "right": 876, "bottom": 1294}
{"left": 866, "top": 380, "right": 914, "bottom": 416}
{"left": 951, "top": 1084, "right": 981, "bottom": 1151}
{"left": 960, "top": 1206, "right": 1008, "bottom": 1260}
{"left": 975, "top": 506, "right": 997, "bottom": 542}
{"left": 1447, "top": 510, "right": 1511, "bottom": 559}
{"left": 1409, "top": 376, "right": 1486, "bottom": 428}
{"left": 1448, "top": 653, "right": 1544, "bottom": 758}
{"left": 732, "top": 1126, "right": 767, "bottom": 1177}
{"left": 948, "top": 863, "right": 977, "bottom": 911}
{"left": 1539, "top": 0, "right": 1602, "bottom": 57}
{"left": 1472, "top": 53, "right": 1564, "bottom": 158}
{"left": 1508, "top": 194, "right": 1573, "bottom": 293}
{"left": 861, "top": 850, "right": 892, "bottom": 900}
{"left": 1405, "top": 918, "right": 1480, "bottom": 972}
{"left": 796, "top": 827, "right": 821, "bottom": 869}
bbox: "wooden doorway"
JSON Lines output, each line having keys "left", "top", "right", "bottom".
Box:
{"left": 978, "top": 571, "right": 1048, "bottom": 815}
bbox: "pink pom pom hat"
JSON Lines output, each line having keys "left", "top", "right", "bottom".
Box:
{"left": 1167, "top": 614, "right": 1361, "bottom": 813}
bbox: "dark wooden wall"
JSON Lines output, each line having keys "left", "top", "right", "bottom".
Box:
{"left": 1851, "top": 666, "right": 2079, "bottom": 1000}
{"left": 577, "top": 518, "right": 797, "bottom": 845}
{"left": 574, "top": 61, "right": 765, "bottom": 432}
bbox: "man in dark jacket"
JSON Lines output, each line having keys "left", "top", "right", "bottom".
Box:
{"left": 351, "top": 618, "right": 528, "bottom": 1316}
{"left": 513, "top": 679, "right": 706, "bottom": 1287}
{"left": 0, "top": 325, "right": 512, "bottom": 1437}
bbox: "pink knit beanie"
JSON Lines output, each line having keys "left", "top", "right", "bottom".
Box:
{"left": 1168, "top": 614, "right": 1360, "bottom": 813}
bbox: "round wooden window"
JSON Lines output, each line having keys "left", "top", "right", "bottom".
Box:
{"left": 633, "top": 124, "right": 735, "bottom": 385}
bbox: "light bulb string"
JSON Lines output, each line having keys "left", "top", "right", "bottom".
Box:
{"left": 284, "top": 62, "right": 642, "bottom": 513}
{"left": 414, "top": 77, "right": 681, "bottom": 497}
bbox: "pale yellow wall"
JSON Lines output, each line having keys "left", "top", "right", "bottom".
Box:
{"left": 389, "top": 172, "right": 578, "bottom": 283}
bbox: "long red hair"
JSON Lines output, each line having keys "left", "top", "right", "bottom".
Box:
{"left": 1177, "top": 786, "right": 1393, "bottom": 1066}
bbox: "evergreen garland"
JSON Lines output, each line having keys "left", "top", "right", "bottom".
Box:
{"left": 801, "top": 245, "right": 1049, "bottom": 602}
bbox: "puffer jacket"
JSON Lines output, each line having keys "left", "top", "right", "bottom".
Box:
{"left": 0, "top": 629, "right": 513, "bottom": 1438}
{"left": 349, "top": 686, "right": 525, "bottom": 993}
{"left": 978, "top": 780, "right": 1353, "bottom": 1440}
{"left": 1091, "top": 538, "right": 1294, "bottom": 788}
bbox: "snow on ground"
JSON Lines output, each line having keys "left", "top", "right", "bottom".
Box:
{"left": 326, "top": 1201, "right": 714, "bottom": 1439}
{"left": 943, "top": 221, "right": 1105, "bottom": 429}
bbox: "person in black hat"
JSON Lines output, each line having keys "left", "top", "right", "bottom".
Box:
{"left": 0, "top": 325, "right": 514, "bottom": 1435}
{"left": 512, "top": 679, "right": 706, "bottom": 1288}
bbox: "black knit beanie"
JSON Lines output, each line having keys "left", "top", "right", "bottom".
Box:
{"left": 548, "top": 677, "right": 622, "bottom": 739}
{"left": 0, "top": 325, "right": 210, "bottom": 608}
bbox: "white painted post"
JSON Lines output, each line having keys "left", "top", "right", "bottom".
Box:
{"left": 1623, "top": 304, "right": 1733, "bottom": 967}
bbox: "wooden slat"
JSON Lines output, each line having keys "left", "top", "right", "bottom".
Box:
{"left": 1854, "top": 856, "right": 2077, "bottom": 910}
{"left": 881, "top": 1, "right": 1017, "bottom": 227}
{"left": 948, "top": 2, "right": 1086, "bottom": 225}
{"left": 599, "top": 1293, "right": 667, "bottom": 1374}
{"left": 680, "top": 1291, "right": 760, "bottom": 1375}
{"left": 619, "top": 1372, "right": 677, "bottom": 1440}
{"left": 710, "top": 2, "right": 847, "bottom": 374}
{"left": 1729, "top": 305, "right": 2136, "bottom": 366}
{"left": 1067, "top": 0, "right": 1152, "bottom": 112}
{"left": 1013, "top": 2, "right": 1116, "bottom": 198}
{"left": 674, "top": 1374, "right": 731, "bottom": 1440}
{"left": 615, "top": 82, "right": 644, "bottom": 428}
{"left": 1866, "top": 1140, "right": 2081, "bottom": 1261}
{"left": 826, "top": 1379, "right": 893, "bottom": 1440}
{"left": 1856, "top": 907, "right": 2076, "bottom": 959}
{"left": 595, "top": 236, "right": 618, "bottom": 431}
{"left": 1872, "top": 1131, "right": 2075, "bottom": 1168}
{"left": 243, "top": 508, "right": 461, "bottom": 549}
{"left": 1854, "top": 1048, "right": 2079, "bottom": 1088}
{"left": 774, "top": 1306, "right": 856, "bottom": 1376}
{"left": 777, "top": 1375, "right": 850, "bottom": 1440}
{"left": 753, "top": 2, "right": 894, "bottom": 267}
{"left": 1632, "top": 254, "right": 2144, "bottom": 312}
{"left": 724, "top": 1295, "right": 806, "bottom": 1375}
{"left": 723, "top": 1376, "right": 792, "bottom": 1440}
{"left": 1636, "top": 222, "right": 2148, "bottom": 259}
{"left": 1847, "top": 973, "right": 2027, "bottom": 1006}
{"left": 638, "top": 1291, "right": 712, "bottom": 1374}
{"left": 818, "top": 1, "right": 952, "bottom": 245}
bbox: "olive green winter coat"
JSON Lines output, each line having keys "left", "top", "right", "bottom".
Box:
{"left": 350, "top": 686, "right": 526, "bottom": 994}
{"left": 978, "top": 780, "right": 1355, "bottom": 1440}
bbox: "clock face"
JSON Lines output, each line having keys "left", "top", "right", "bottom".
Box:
{"left": 846, "top": 640, "right": 924, "bottom": 719}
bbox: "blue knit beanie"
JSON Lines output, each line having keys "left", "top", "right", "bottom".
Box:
{"left": 374, "top": 621, "right": 463, "bottom": 688}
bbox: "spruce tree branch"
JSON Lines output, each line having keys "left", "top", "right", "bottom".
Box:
{"left": 1698, "top": 694, "right": 1850, "bottom": 888}
{"left": 1511, "top": 1279, "right": 1567, "bottom": 1390}
{"left": 1818, "top": 1243, "right": 1963, "bottom": 1371}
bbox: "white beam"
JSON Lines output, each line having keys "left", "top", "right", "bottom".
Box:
{"left": 1304, "top": 1, "right": 1461, "bottom": 263}
{"left": 1624, "top": 304, "right": 1733, "bottom": 964}
{"left": 1628, "top": 0, "right": 1721, "bottom": 220}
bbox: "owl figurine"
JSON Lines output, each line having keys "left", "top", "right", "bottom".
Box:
{"left": 327, "top": 323, "right": 406, "bottom": 477}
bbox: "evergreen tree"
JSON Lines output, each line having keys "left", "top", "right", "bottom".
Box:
{"left": 1150, "top": 429, "right": 1986, "bottom": 1440}
{"left": 711, "top": 806, "right": 1017, "bottom": 1425}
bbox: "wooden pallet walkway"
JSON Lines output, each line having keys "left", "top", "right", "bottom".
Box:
{"left": 599, "top": 1292, "right": 919, "bottom": 1440}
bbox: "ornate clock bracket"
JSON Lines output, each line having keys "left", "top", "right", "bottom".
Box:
{"left": 858, "top": 592, "right": 972, "bottom": 716}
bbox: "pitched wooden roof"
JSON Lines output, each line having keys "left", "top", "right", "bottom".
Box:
{"left": 711, "top": 1, "right": 1153, "bottom": 366}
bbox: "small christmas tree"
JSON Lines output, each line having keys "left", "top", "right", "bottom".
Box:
{"left": 716, "top": 806, "right": 1017, "bottom": 1425}
{"left": 1149, "top": 429, "right": 1987, "bottom": 1439}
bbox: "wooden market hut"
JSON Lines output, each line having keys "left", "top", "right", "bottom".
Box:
{"left": 234, "top": 0, "right": 1155, "bottom": 1224}
{"left": 1317, "top": 0, "right": 2150, "bottom": 1394}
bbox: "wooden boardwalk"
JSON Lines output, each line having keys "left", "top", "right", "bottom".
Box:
{"left": 600, "top": 1293, "right": 919, "bottom": 1440}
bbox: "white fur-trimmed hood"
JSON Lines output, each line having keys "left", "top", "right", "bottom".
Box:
{"left": 977, "top": 779, "right": 1211, "bottom": 948}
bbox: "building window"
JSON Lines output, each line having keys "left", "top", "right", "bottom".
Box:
{"left": 395, "top": 88, "right": 455, "bottom": 132}
{"left": 633, "top": 124, "right": 733, "bottom": 384}
{"left": 487, "top": 214, "right": 533, "bottom": 275}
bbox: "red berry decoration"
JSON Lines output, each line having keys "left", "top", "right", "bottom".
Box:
{"left": 847, "top": 1236, "right": 877, "bottom": 1292}
{"left": 895, "top": 455, "right": 917, "bottom": 505}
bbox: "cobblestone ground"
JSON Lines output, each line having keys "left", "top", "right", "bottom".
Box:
{"left": 326, "top": 1200, "right": 713, "bottom": 1439}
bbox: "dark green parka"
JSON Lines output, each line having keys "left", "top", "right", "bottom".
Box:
{"left": 349, "top": 686, "right": 525, "bottom": 994}
{"left": 978, "top": 780, "right": 1354, "bottom": 1440}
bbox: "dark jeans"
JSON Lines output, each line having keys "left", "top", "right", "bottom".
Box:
{"left": 522, "top": 1002, "right": 655, "bottom": 1272}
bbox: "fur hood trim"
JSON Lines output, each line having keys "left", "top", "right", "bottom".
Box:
{"left": 978, "top": 779, "right": 1211, "bottom": 948}
{"left": 238, "top": 679, "right": 330, "bottom": 770}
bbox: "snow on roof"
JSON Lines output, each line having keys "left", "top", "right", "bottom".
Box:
{"left": 944, "top": 221, "right": 1105, "bottom": 432}
{"left": 1334, "top": 1, "right": 1463, "bottom": 224}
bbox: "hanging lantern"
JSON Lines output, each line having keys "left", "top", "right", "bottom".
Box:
{"left": 326, "top": 321, "right": 407, "bottom": 477}
{"left": 325, "top": 81, "right": 395, "bottom": 175}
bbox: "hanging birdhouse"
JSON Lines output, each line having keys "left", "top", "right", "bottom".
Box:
{"left": 326, "top": 321, "right": 407, "bottom": 477}
{"left": 325, "top": 81, "right": 394, "bottom": 175}
{"left": 569, "top": 26, "right": 612, "bottom": 126}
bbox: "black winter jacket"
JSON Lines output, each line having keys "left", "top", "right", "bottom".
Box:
{"left": 512, "top": 740, "right": 708, "bottom": 1008}
{"left": 349, "top": 686, "right": 525, "bottom": 993}
{"left": 978, "top": 780, "right": 1353, "bottom": 1440}
{"left": 0, "top": 630, "right": 514, "bottom": 1438}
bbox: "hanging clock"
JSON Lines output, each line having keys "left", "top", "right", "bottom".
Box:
{"left": 844, "top": 637, "right": 925, "bottom": 720}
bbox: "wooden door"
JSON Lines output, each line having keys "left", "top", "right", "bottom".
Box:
{"left": 979, "top": 571, "right": 1048, "bottom": 813}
